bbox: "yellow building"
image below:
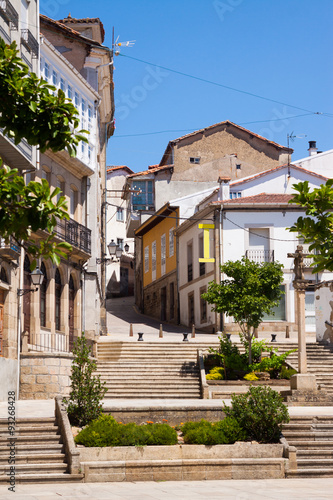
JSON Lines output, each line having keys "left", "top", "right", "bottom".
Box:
{"left": 135, "top": 204, "right": 179, "bottom": 323}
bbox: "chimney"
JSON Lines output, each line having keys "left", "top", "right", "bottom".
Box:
{"left": 308, "top": 141, "right": 318, "bottom": 156}
{"left": 218, "top": 176, "right": 231, "bottom": 201}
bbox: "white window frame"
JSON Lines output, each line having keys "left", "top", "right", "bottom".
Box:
{"left": 152, "top": 241, "right": 156, "bottom": 281}
{"left": 169, "top": 227, "right": 174, "bottom": 257}
{"left": 161, "top": 234, "right": 166, "bottom": 276}
{"left": 116, "top": 207, "right": 124, "bottom": 222}
{"left": 144, "top": 246, "right": 149, "bottom": 274}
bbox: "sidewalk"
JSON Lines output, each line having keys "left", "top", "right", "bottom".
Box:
{"left": 106, "top": 296, "right": 316, "bottom": 344}
{"left": 0, "top": 478, "right": 333, "bottom": 499}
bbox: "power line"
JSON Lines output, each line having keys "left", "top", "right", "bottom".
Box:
{"left": 119, "top": 53, "right": 332, "bottom": 116}
{"left": 224, "top": 215, "right": 300, "bottom": 243}
{"left": 112, "top": 113, "right": 314, "bottom": 138}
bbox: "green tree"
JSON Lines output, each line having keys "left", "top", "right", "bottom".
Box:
{"left": 289, "top": 180, "right": 333, "bottom": 273}
{"left": 202, "top": 258, "right": 284, "bottom": 364}
{"left": 64, "top": 333, "right": 107, "bottom": 427}
{"left": 0, "top": 38, "right": 89, "bottom": 264}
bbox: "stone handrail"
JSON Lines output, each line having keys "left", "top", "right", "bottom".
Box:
{"left": 280, "top": 435, "right": 297, "bottom": 471}
{"left": 55, "top": 396, "right": 80, "bottom": 474}
{"left": 197, "top": 349, "right": 210, "bottom": 399}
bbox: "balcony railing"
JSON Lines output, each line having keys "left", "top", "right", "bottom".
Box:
{"left": 188, "top": 263, "right": 193, "bottom": 282}
{"left": 245, "top": 249, "right": 274, "bottom": 263}
{"left": 53, "top": 218, "right": 91, "bottom": 255}
{"left": 0, "top": 0, "right": 18, "bottom": 29}
{"left": 21, "top": 29, "right": 39, "bottom": 58}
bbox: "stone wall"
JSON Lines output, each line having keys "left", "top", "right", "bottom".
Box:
{"left": 20, "top": 352, "right": 73, "bottom": 400}
{"left": 143, "top": 271, "right": 178, "bottom": 324}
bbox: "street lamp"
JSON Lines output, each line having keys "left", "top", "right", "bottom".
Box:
{"left": 124, "top": 243, "right": 129, "bottom": 253}
{"left": 96, "top": 240, "right": 123, "bottom": 264}
{"left": 17, "top": 266, "right": 44, "bottom": 296}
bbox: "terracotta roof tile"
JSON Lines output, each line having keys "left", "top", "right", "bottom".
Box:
{"left": 127, "top": 165, "right": 173, "bottom": 178}
{"left": 40, "top": 15, "right": 104, "bottom": 46}
{"left": 212, "top": 193, "right": 293, "bottom": 206}
{"left": 107, "top": 166, "right": 134, "bottom": 174}
{"left": 58, "top": 15, "right": 105, "bottom": 42}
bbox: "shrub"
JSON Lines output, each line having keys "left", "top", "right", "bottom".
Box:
{"left": 243, "top": 372, "right": 259, "bottom": 381}
{"left": 75, "top": 414, "right": 178, "bottom": 447}
{"left": 223, "top": 386, "right": 289, "bottom": 443}
{"left": 206, "top": 366, "right": 224, "bottom": 380}
{"left": 250, "top": 349, "right": 297, "bottom": 379}
{"left": 182, "top": 417, "right": 246, "bottom": 445}
{"left": 279, "top": 366, "right": 297, "bottom": 380}
{"left": 64, "top": 333, "right": 107, "bottom": 427}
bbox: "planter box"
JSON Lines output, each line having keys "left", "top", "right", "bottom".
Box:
{"left": 79, "top": 442, "right": 286, "bottom": 482}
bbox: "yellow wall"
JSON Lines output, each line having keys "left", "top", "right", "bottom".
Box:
{"left": 142, "top": 208, "right": 178, "bottom": 288}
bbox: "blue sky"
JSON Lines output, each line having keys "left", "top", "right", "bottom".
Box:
{"left": 40, "top": 0, "right": 333, "bottom": 172}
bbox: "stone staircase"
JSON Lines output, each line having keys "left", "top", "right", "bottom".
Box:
{"left": 96, "top": 341, "right": 215, "bottom": 399}
{"left": 0, "top": 417, "right": 83, "bottom": 483}
{"left": 285, "top": 344, "right": 333, "bottom": 394}
{"left": 283, "top": 415, "right": 333, "bottom": 478}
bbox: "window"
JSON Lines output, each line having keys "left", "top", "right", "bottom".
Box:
{"left": 74, "top": 92, "right": 79, "bottom": 108}
{"left": 44, "top": 62, "right": 50, "bottom": 80}
{"left": 40, "top": 262, "right": 47, "bottom": 328}
{"left": 55, "top": 268, "right": 61, "bottom": 331}
{"left": 67, "top": 85, "right": 72, "bottom": 100}
{"left": 152, "top": 241, "right": 156, "bottom": 281}
{"left": 52, "top": 70, "right": 57, "bottom": 86}
{"left": 60, "top": 78, "right": 65, "bottom": 91}
{"left": 88, "top": 145, "right": 92, "bottom": 160}
{"left": 56, "top": 176, "right": 65, "bottom": 202}
{"left": 88, "top": 105, "right": 93, "bottom": 130}
{"left": 169, "top": 228, "right": 174, "bottom": 257}
{"left": 144, "top": 246, "right": 149, "bottom": 273}
{"left": 41, "top": 168, "right": 50, "bottom": 184}
{"left": 161, "top": 234, "right": 166, "bottom": 276}
{"left": 200, "top": 288, "right": 207, "bottom": 323}
{"left": 190, "top": 157, "right": 200, "bottom": 164}
{"left": 70, "top": 188, "right": 77, "bottom": 218}
{"left": 199, "top": 234, "right": 205, "bottom": 276}
{"left": 236, "top": 164, "right": 241, "bottom": 170}
{"left": 187, "top": 243, "right": 193, "bottom": 282}
{"left": 230, "top": 191, "right": 242, "bottom": 199}
{"left": 132, "top": 180, "right": 154, "bottom": 211}
{"left": 117, "top": 238, "right": 124, "bottom": 251}
{"left": 81, "top": 141, "right": 86, "bottom": 155}
{"left": 116, "top": 207, "right": 124, "bottom": 222}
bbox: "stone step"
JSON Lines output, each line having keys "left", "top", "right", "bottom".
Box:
{"left": 298, "top": 450, "right": 333, "bottom": 459}
{"left": 0, "top": 473, "right": 84, "bottom": 484}
{"left": 2, "top": 463, "right": 68, "bottom": 474}
{"left": 287, "top": 440, "right": 333, "bottom": 449}
{"left": 283, "top": 431, "right": 333, "bottom": 441}
{"left": 0, "top": 444, "right": 64, "bottom": 455}
{"left": 0, "top": 426, "right": 60, "bottom": 436}
{"left": 287, "top": 468, "right": 333, "bottom": 478}
{"left": 0, "top": 453, "right": 66, "bottom": 464}
{"left": 0, "top": 435, "right": 62, "bottom": 445}
{"left": 297, "top": 459, "right": 333, "bottom": 468}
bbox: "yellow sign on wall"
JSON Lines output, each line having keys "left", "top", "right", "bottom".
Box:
{"left": 198, "top": 224, "right": 215, "bottom": 263}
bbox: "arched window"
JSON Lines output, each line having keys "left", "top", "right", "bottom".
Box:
{"left": 55, "top": 269, "right": 62, "bottom": 331}
{"left": 40, "top": 262, "right": 47, "bottom": 328}
{"left": 69, "top": 275, "right": 75, "bottom": 350}
{"left": 0, "top": 267, "right": 8, "bottom": 283}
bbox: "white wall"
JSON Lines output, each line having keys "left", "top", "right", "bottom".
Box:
{"left": 294, "top": 150, "right": 333, "bottom": 178}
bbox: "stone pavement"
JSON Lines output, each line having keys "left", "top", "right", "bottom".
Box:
{"left": 106, "top": 296, "right": 317, "bottom": 344}
{"left": 0, "top": 478, "right": 333, "bottom": 499}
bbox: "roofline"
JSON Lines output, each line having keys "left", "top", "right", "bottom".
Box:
{"left": 107, "top": 166, "right": 134, "bottom": 175}
{"left": 230, "top": 163, "right": 328, "bottom": 187}
{"left": 127, "top": 164, "right": 173, "bottom": 179}
{"left": 294, "top": 149, "right": 333, "bottom": 164}
{"left": 135, "top": 203, "right": 179, "bottom": 236}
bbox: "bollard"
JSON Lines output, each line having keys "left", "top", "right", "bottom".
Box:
{"left": 271, "top": 333, "right": 277, "bottom": 342}
{"left": 138, "top": 332, "right": 144, "bottom": 341}
{"left": 191, "top": 324, "right": 195, "bottom": 338}
{"left": 285, "top": 325, "right": 290, "bottom": 339}
{"left": 159, "top": 324, "right": 163, "bottom": 338}
{"left": 129, "top": 323, "right": 133, "bottom": 337}
{"left": 183, "top": 333, "right": 189, "bottom": 342}
{"left": 226, "top": 333, "right": 231, "bottom": 341}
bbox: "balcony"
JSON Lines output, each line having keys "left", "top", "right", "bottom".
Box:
{"left": 245, "top": 249, "right": 274, "bottom": 263}
{"left": 0, "top": 0, "right": 18, "bottom": 30}
{"left": 0, "top": 237, "right": 20, "bottom": 259}
{"left": 53, "top": 218, "right": 91, "bottom": 256}
{"left": 21, "top": 29, "right": 38, "bottom": 58}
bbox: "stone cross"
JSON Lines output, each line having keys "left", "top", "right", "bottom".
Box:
{"left": 287, "top": 245, "right": 311, "bottom": 374}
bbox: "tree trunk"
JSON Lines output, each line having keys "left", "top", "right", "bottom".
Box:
{"left": 248, "top": 329, "right": 252, "bottom": 365}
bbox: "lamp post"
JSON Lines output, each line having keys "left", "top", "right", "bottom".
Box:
{"left": 17, "top": 266, "right": 44, "bottom": 296}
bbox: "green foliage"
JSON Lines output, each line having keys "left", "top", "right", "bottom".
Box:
{"left": 250, "top": 349, "right": 297, "bottom": 379}
{"left": 0, "top": 165, "right": 71, "bottom": 266}
{"left": 244, "top": 372, "right": 259, "bottom": 381}
{"left": 182, "top": 418, "right": 247, "bottom": 445}
{"left": 64, "top": 333, "right": 107, "bottom": 427}
{"left": 0, "top": 39, "right": 88, "bottom": 156}
{"left": 289, "top": 180, "right": 333, "bottom": 273}
{"left": 239, "top": 333, "right": 272, "bottom": 364}
{"left": 206, "top": 366, "right": 224, "bottom": 380}
{"left": 223, "top": 386, "right": 290, "bottom": 443}
{"left": 202, "top": 258, "right": 284, "bottom": 364}
{"left": 75, "top": 414, "right": 178, "bottom": 447}
{"left": 279, "top": 366, "right": 297, "bottom": 380}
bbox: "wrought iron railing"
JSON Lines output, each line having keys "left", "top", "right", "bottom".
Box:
{"left": 0, "top": 236, "right": 20, "bottom": 254}
{"left": 188, "top": 263, "right": 193, "bottom": 282}
{"left": 245, "top": 249, "right": 274, "bottom": 263}
{"left": 21, "top": 29, "right": 39, "bottom": 58}
{"left": 53, "top": 218, "right": 91, "bottom": 255}
{"left": 0, "top": 0, "right": 18, "bottom": 29}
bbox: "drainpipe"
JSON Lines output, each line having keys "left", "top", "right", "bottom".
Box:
{"left": 16, "top": 246, "right": 24, "bottom": 399}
